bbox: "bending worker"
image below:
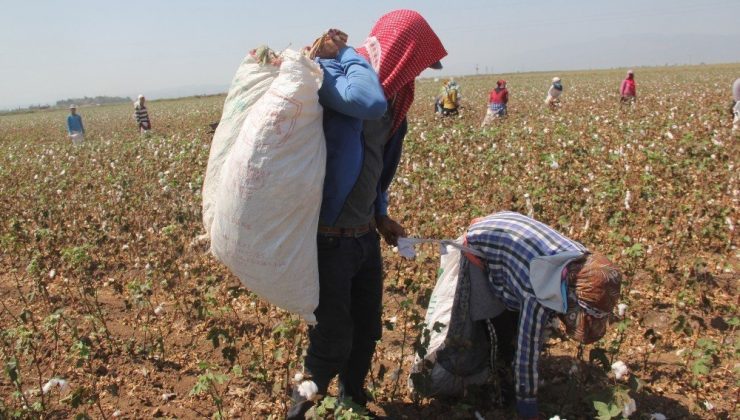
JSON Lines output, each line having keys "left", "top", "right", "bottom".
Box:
{"left": 464, "top": 211, "right": 622, "bottom": 419}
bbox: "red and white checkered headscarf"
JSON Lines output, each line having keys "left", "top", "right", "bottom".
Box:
{"left": 357, "top": 10, "right": 447, "bottom": 136}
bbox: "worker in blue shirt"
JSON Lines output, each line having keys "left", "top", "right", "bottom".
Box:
{"left": 288, "top": 29, "right": 388, "bottom": 419}
{"left": 66, "top": 104, "right": 85, "bottom": 144}
{"left": 289, "top": 11, "right": 446, "bottom": 418}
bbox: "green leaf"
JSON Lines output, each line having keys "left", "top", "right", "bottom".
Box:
{"left": 593, "top": 401, "right": 615, "bottom": 420}
{"left": 211, "top": 372, "right": 229, "bottom": 385}
{"left": 5, "top": 358, "right": 19, "bottom": 383}
{"left": 190, "top": 375, "right": 210, "bottom": 396}
{"left": 628, "top": 375, "right": 645, "bottom": 392}
{"left": 691, "top": 356, "right": 711, "bottom": 376}
{"left": 231, "top": 364, "right": 243, "bottom": 377}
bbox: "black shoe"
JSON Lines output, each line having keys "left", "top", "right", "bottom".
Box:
{"left": 286, "top": 398, "right": 314, "bottom": 420}
{"left": 286, "top": 386, "right": 316, "bottom": 420}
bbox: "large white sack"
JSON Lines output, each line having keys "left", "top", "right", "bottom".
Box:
{"left": 409, "top": 237, "right": 492, "bottom": 396}
{"left": 211, "top": 49, "right": 325, "bottom": 324}
{"left": 202, "top": 48, "right": 280, "bottom": 235}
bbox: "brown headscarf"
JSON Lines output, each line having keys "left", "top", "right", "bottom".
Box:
{"left": 561, "top": 253, "right": 622, "bottom": 344}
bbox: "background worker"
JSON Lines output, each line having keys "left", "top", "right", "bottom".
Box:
{"left": 66, "top": 104, "right": 85, "bottom": 144}
{"left": 134, "top": 94, "right": 151, "bottom": 134}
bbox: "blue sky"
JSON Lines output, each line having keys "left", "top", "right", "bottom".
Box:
{"left": 1, "top": 0, "right": 738, "bottom": 109}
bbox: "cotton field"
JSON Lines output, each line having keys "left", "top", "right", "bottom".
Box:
{"left": 0, "top": 64, "right": 737, "bottom": 419}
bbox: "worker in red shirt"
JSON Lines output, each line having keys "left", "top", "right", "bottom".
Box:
{"left": 620, "top": 70, "right": 636, "bottom": 105}
{"left": 482, "top": 80, "right": 509, "bottom": 127}
{"left": 489, "top": 80, "right": 509, "bottom": 117}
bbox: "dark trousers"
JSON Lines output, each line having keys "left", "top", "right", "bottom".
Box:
{"left": 490, "top": 310, "right": 519, "bottom": 405}
{"left": 304, "top": 231, "right": 383, "bottom": 406}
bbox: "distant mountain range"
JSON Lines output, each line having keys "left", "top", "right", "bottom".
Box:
{"left": 137, "top": 84, "right": 228, "bottom": 102}
{"left": 56, "top": 96, "right": 132, "bottom": 108}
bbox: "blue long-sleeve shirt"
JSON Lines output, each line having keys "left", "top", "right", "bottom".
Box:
{"left": 316, "top": 47, "right": 390, "bottom": 226}
{"left": 465, "top": 212, "right": 587, "bottom": 418}
{"left": 67, "top": 114, "right": 84, "bottom": 134}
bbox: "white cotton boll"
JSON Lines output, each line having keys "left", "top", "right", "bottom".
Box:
{"left": 617, "top": 303, "right": 628, "bottom": 317}
{"left": 550, "top": 160, "right": 559, "bottom": 169}
{"left": 293, "top": 372, "right": 304, "bottom": 382}
{"left": 703, "top": 401, "right": 713, "bottom": 410}
{"left": 389, "top": 316, "right": 398, "bottom": 324}
{"left": 549, "top": 416, "right": 564, "bottom": 420}
{"left": 42, "top": 379, "right": 57, "bottom": 394}
{"left": 57, "top": 379, "right": 69, "bottom": 393}
{"left": 161, "top": 392, "right": 176, "bottom": 401}
{"left": 622, "top": 398, "right": 637, "bottom": 417}
{"left": 42, "top": 378, "right": 69, "bottom": 394}
{"left": 56, "top": 190, "right": 62, "bottom": 195}
{"left": 297, "top": 380, "right": 319, "bottom": 401}
{"left": 112, "top": 410, "right": 122, "bottom": 417}
{"left": 49, "top": 269, "right": 56, "bottom": 279}
{"left": 624, "top": 190, "right": 631, "bottom": 210}
{"left": 650, "top": 413, "right": 666, "bottom": 420}
{"left": 611, "top": 360, "right": 629, "bottom": 380}
{"left": 475, "top": 411, "right": 485, "bottom": 420}
{"left": 154, "top": 304, "right": 165, "bottom": 316}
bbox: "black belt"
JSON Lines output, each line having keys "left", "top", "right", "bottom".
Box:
{"left": 318, "top": 222, "right": 374, "bottom": 237}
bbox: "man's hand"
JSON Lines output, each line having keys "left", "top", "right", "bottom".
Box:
{"left": 375, "top": 215, "right": 405, "bottom": 246}
{"left": 312, "top": 29, "right": 348, "bottom": 59}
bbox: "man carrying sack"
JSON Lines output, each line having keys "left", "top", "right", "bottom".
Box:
{"left": 289, "top": 9, "right": 447, "bottom": 419}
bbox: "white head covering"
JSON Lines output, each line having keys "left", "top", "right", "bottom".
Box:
{"left": 137, "top": 94, "right": 145, "bottom": 100}
{"left": 553, "top": 77, "right": 561, "bottom": 83}
{"left": 69, "top": 104, "right": 76, "bottom": 109}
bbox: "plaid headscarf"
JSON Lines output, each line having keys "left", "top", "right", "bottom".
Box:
{"left": 357, "top": 10, "right": 447, "bottom": 136}
{"left": 562, "top": 253, "right": 622, "bottom": 344}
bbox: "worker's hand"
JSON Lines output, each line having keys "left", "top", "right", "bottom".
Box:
{"left": 376, "top": 215, "right": 405, "bottom": 246}
{"left": 313, "top": 29, "right": 348, "bottom": 59}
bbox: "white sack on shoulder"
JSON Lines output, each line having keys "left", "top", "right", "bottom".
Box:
{"left": 202, "top": 48, "right": 280, "bottom": 236}
{"left": 210, "top": 49, "right": 325, "bottom": 324}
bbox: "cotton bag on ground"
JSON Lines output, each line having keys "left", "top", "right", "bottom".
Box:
{"left": 409, "top": 238, "right": 493, "bottom": 396}
{"left": 210, "top": 49, "right": 325, "bottom": 323}
{"left": 202, "top": 47, "right": 281, "bottom": 235}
